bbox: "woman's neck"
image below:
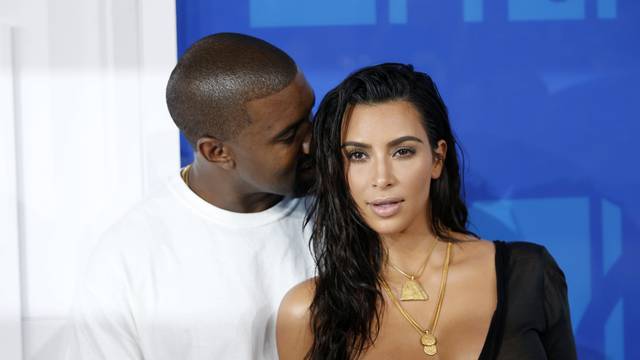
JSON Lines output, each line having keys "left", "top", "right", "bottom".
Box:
{"left": 382, "top": 228, "right": 441, "bottom": 276}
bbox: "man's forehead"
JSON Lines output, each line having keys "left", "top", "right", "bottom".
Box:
{"left": 246, "top": 72, "right": 311, "bottom": 107}
{"left": 244, "top": 72, "right": 313, "bottom": 131}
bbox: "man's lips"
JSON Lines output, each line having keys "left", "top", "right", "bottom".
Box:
{"left": 368, "top": 198, "right": 404, "bottom": 218}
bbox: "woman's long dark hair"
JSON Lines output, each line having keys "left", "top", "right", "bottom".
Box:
{"left": 305, "top": 63, "right": 474, "bottom": 359}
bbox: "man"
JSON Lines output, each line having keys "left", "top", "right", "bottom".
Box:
{"left": 67, "top": 33, "right": 315, "bottom": 359}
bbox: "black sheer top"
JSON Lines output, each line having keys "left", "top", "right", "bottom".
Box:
{"left": 478, "top": 241, "right": 578, "bottom": 359}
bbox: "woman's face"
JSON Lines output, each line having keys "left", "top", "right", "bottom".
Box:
{"left": 341, "top": 100, "right": 446, "bottom": 235}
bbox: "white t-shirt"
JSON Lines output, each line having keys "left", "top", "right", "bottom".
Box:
{"left": 66, "top": 174, "right": 315, "bottom": 360}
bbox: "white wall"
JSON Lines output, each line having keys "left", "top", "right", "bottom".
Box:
{"left": 0, "top": 0, "right": 179, "bottom": 359}
{"left": 0, "top": 23, "right": 23, "bottom": 360}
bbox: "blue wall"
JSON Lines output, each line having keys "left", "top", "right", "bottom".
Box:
{"left": 176, "top": 1, "right": 639, "bottom": 358}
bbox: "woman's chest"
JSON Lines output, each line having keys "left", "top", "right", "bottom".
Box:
{"left": 361, "top": 301, "right": 495, "bottom": 360}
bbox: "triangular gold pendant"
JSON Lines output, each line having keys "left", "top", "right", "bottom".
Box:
{"left": 400, "top": 279, "right": 429, "bottom": 301}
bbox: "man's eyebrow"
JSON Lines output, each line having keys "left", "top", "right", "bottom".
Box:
{"left": 272, "top": 115, "right": 308, "bottom": 140}
{"left": 341, "top": 136, "right": 423, "bottom": 148}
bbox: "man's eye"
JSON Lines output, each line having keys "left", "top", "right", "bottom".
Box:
{"left": 279, "top": 130, "right": 297, "bottom": 144}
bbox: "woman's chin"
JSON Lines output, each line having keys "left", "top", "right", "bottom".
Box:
{"left": 367, "top": 220, "right": 409, "bottom": 236}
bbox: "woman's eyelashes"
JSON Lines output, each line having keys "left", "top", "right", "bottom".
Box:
{"left": 344, "top": 146, "right": 417, "bottom": 162}
{"left": 345, "top": 150, "right": 368, "bottom": 162}
{"left": 393, "top": 147, "right": 416, "bottom": 158}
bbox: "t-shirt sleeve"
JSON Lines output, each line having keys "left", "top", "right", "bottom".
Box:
{"left": 540, "top": 247, "right": 578, "bottom": 360}
{"left": 65, "top": 235, "right": 143, "bottom": 360}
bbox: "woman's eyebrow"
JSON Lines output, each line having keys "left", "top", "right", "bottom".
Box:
{"left": 387, "top": 136, "right": 423, "bottom": 147}
{"left": 341, "top": 136, "right": 423, "bottom": 148}
{"left": 341, "top": 141, "right": 370, "bottom": 149}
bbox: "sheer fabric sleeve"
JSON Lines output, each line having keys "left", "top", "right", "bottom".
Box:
{"left": 541, "top": 247, "right": 578, "bottom": 360}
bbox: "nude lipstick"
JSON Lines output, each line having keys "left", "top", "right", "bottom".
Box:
{"left": 368, "top": 197, "right": 404, "bottom": 218}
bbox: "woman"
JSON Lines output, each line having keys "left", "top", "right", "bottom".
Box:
{"left": 276, "top": 63, "right": 577, "bottom": 359}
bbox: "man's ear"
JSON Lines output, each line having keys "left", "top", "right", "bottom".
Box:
{"left": 196, "top": 136, "right": 235, "bottom": 170}
{"left": 431, "top": 140, "right": 448, "bottom": 180}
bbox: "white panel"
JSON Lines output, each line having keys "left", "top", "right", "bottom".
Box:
{"left": 138, "top": 0, "right": 180, "bottom": 191}
{"left": 0, "top": 23, "right": 24, "bottom": 360}
{"left": 23, "top": 318, "right": 68, "bottom": 360}
{"left": 1, "top": 0, "right": 178, "bottom": 358}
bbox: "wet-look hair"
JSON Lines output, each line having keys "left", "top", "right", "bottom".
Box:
{"left": 306, "top": 63, "right": 475, "bottom": 359}
{"left": 166, "top": 32, "right": 297, "bottom": 145}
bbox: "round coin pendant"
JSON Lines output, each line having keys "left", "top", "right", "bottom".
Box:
{"left": 421, "top": 333, "right": 437, "bottom": 346}
{"left": 423, "top": 344, "right": 437, "bottom": 356}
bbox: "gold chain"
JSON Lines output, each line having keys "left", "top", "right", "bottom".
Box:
{"left": 387, "top": 237, "right": 439, "bottom": 280}
{"left": 380, "top": 241, "right": 452, "bottom": 356}
{"left": 180, "top": 164, "right": 192, "bottom": 187}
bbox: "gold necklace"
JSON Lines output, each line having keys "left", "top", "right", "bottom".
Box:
{"left": 381, "top": 242, "right": 452, "bottom": 356}
{"left": 180, "top": 164, "right": 191, "bottom": 187}
{"left": 386, "top": 238, "right": 439, "bottom": 301}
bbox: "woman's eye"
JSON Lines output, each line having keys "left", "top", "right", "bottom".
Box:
{"left": 394, "top": 147, "right": 415, "bottom": 158}
{"left": 347, "top": 151, "right": 367, "bottom": 161}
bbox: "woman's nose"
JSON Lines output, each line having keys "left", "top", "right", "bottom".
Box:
{"left": 372, "top": 158, "right": 395, "bottom": 189}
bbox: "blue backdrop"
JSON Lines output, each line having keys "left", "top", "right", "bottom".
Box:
{"left": 176, "top": 1, "right": 639, "bottom": 358}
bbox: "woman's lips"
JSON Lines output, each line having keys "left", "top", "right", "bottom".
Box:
{"left": 369, "top": 198, "right": 404, "bottom": 218}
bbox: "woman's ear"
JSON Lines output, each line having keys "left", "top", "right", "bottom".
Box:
{"left": 431, "top": 140, "right": 447, "bottom": 180}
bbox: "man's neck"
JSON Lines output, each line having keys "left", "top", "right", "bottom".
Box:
{"left": 186, "top": 161, "right": 283, "bottom": 213}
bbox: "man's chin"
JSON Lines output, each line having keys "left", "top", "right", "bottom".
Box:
{"left": 265, "top": 178, "right": 296, "bottom": 198}
{"left": 292, "top": 167, "right": 314, "bottom": 198}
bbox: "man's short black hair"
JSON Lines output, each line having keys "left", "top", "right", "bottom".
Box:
{"left": 166, "top": 33, "right": 297, "bottom": 145}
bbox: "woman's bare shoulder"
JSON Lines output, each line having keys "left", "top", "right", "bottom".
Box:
{"left": 449, "top": 232, "right": 495, "bottom": 264}
{"left": 277, "top": 278, "right": 316, "bottom": 360}
{"left": 279, "top": 277, "right": 316, "bottom": 321}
